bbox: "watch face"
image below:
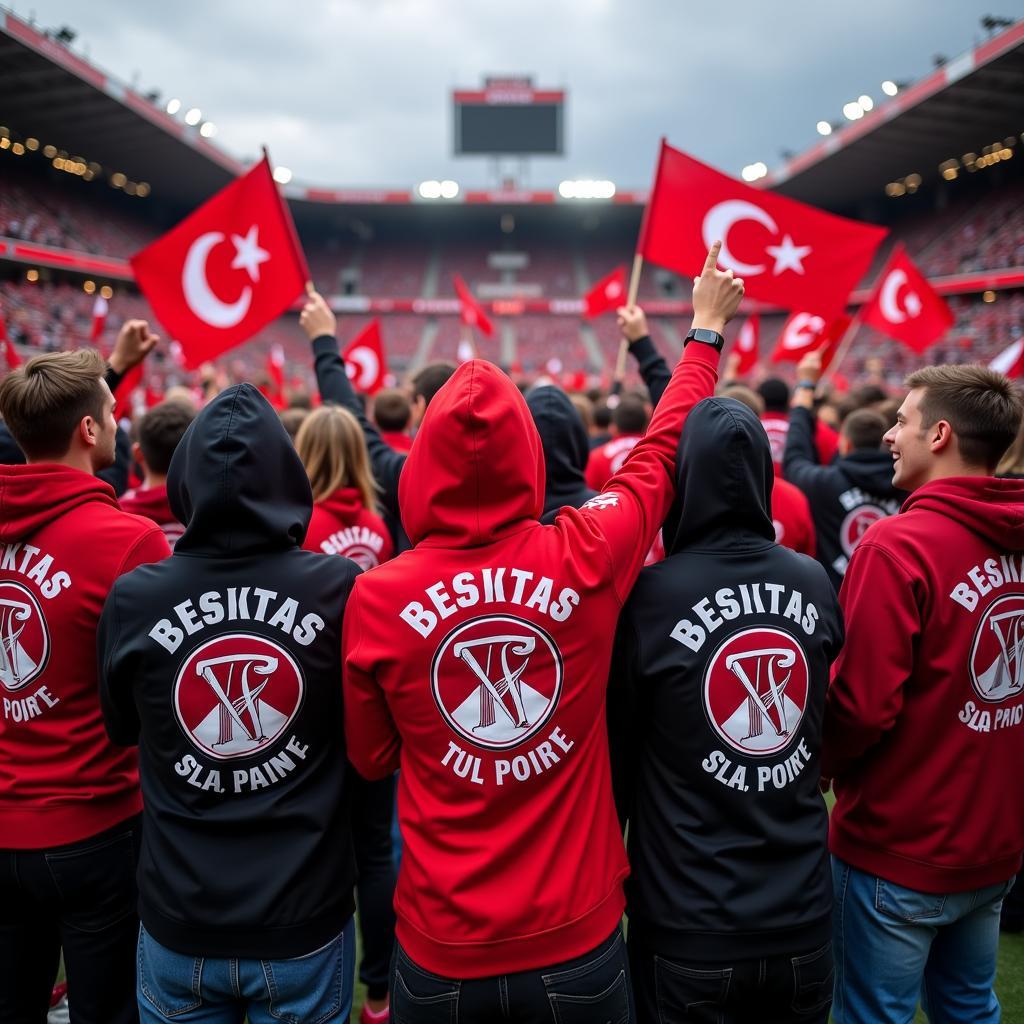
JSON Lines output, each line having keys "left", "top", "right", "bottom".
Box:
{"left": 687, "top": 329, "right": 724, "bottom": 351}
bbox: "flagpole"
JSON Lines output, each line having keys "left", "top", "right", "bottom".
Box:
{"left": 820, "top": 311, "right": 862, "bottom": 387}
{"left": 613, "top": 252, "right": 645, "bottom": 381}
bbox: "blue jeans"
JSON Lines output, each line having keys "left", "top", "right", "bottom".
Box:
{"left": 832, "top": 857, "right": 1012, "bottom": 1024}
{"left": 136, "top": 918, "right": 355, "bottom": 1023}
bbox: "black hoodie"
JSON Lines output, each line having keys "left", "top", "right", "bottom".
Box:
{"left": 611, "top": 397, "right": 843, "bottom": 961}
{"left": 783, "top": 406, "right": 906, "bottom": 590}
{"left": 97, "top": 384, "right": 360, "bottom": 958}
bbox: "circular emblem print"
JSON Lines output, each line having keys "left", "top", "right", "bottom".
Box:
{"left": 703, "top": 627, "right": 810, "bottom": 756}
{"left": 0, "top": 581, "right": 50, "bottom": 693}
{"left": 431, "top": 614, "right": 563, "bottom": 751}
{"left": 970, "top": 594, "right": 1024, "bottom": 704}
{"left": 839, "top": 504, "right": 887, "bottom": 557}
{"left": 335, "top": 543, "right": 380, "bottom": 572}
{"left": 174, "top": 633, "right": 305, "bottom": 760}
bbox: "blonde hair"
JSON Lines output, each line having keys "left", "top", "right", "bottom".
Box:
{"left": 295, "top": 405, "right": 379, "bottom": 511}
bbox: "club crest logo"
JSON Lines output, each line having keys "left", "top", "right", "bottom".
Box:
{"left": 0, "top": 581, "right": 50, "bottom": 693}
{"left": 970, "top": 595, "right": 1024, "bottom": 704}
{"left": 840, "top": 504, "right": 887, "bottom": 557}
{"left": 703, "top": 627, "right": 810, "bottom": 756}
{"left": 174, "top": 633, "right": 305, "bottom": 760}
{"left": 431, "top": 615, "right": 563, "bottom": 750}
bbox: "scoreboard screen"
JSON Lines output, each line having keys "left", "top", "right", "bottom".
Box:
{"left": 454, "top": 79, "right": 565, "bottom": 156}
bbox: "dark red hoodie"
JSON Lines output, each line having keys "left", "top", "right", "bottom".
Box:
{"left": 302, "top": 487, "right": 393, "bottom": 570}
{"left": 824, "top": 476, "right": 1024, "bottom": 892}
{"left": 343, "top": 346, "right": 719, "bottom": 978}
{"left": 120, "top": 483, "right": 184, "bottom": 548}
{"left": 0, "top": 464, "right": 170, "bottom": 847}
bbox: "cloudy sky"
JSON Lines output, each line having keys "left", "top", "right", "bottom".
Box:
{"left": 12, "top": 0, "right": 1023, "bottom": 189}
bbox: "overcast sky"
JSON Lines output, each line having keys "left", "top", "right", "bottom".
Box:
{"left": 11, "top": 0, "right": 1024, "bottom": 188}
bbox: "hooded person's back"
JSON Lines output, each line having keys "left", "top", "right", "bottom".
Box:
{"left": 342, "top": 343, "right": 722, "bottom": 980}
{"left": 611, "top": 397, "right": 843, "bottom": 962}
{"left": 303, "top": 486, "right": 394, "bottom": 569}
{"left": 97, "top": 384, "right": 361, "bottom": 959}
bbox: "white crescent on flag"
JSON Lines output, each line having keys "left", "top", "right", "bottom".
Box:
{"left": 182, "top": 232, "right": 252, "bottom": 328}
{"left": 991, "top": 339, "right": 1024, "bottom": 375}
{"left": 879, "top": 268, "right": 923, "bottom": 323}
{"left": 345, "top": 346, "right": 380, "bottom": 390}
{"left": 702, "top": 200, "right": 813, "bottom": 278}
{"left": 781, "top": 312, "right": 825, "bottom": 350}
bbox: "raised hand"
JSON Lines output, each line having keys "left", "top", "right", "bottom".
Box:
{"left": 691, "top": 240, "right": 744, "bottom": 334}
{"left": 299, "top": 290, "right": 337, "bottom": 342}
{"left": 108, "top": 319, "right": 160, "bottom": 374}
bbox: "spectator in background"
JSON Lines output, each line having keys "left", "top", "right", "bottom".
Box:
{"left": 589, "top": 399, "right": 614, "bottom": 449}
{"left": 372, "top": 388, "right": 414, "bottom": 453}
{"left": 0, "top": 350, "right": 170, "bottom": 1024}
{"left": 120, "top": 400, "right": 196, "bottom": 548}
{"left": 586, "top": 395, "right": 650, "bottom": 489}
{"left": 783, "top": 351, "right": 904, "bottom": 591}
{"left": 759, "top": 376, "right": 839, "bottom": 472}
{"left": 824, "top": 365, "right": 1024, "bottom": 1024}
{"left": 279, "top": 406, "right": 309, "bottom": 440}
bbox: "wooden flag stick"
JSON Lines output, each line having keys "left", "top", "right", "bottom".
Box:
{"left": 821, "top": 313, "right": 862, "bottom": 388}
{"left": 613, "top": 252, "right": 645, "bottom": 381}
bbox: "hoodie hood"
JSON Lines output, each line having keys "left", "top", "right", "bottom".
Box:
{"left": 316, "top": 487, "right": 364, "bottom": 526}
{"left": 903, "top": 475, "right": 1024, "bottom": 549}
{"left": 0, "top": 463, "right": 118, "bottom": 543}
{"left": 169, "top": 384, "right": 312, "bottom": 555}
{"left": 665, "top": 397, "right": 775, "bottom": 553}
{"left": 526, "top": 385, "right": 594, "bottom": 515}
{"left": 399, "top": 360, "right": 544, "bottom": 547}
{"left": 840, "top": 448, "right": 905, "bottom": 497}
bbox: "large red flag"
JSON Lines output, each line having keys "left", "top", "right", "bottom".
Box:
{"left": 991, "top": 338, "right": 1024, "bottom": 380}
{"left": 342, "top": 319, "right": 389, "bottom": 395}
{"left": 583, "top": 265, "right": 627, "bottom": 318}
{"left": 859, "top": 243, "right": 954, "bottom": 353}
{"left": 771, "top": 311, "right": 851, "bottom": 367}
{"left": 732, "top": 314, "right": 760, "bottom": 374}
{"left": 637, "top": 142, "right": 887, "bottom": 318}
{"left": 453, "top": 274, "right": 494, "bottom": 338}
{"left": 130, "top": 157, "right": 308, "bottom": 368}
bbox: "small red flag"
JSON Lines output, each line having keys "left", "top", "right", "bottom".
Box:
{"left": 732, "top": 314, "right": 760, "bottom": 374}
{"left": 991, "top": 338, "right": 1024, "bottom": 380}
{"left": 772, "top": 311, "right": 851, "bottom": 367}
{"left": 453, "top": 274, "right": 494, "bottom": 338}
{"left": 342, "top": 319, "right": 388, "bottom": 395}
{"left": 113, "top": 364, "right": 142, "bottom": 421}
{"left": 859, "top": 243, "right": 954, "bottom": 353}
{"left": 130, "top": 157, "right": 308, "bottom": 369}
{"left": 583, "top": 265, "right": 627, "bottom": 318}
{"left": 0, "top": 310, "right": 21, "bottom": 369}
{"left": 637, "top": 141, "right": 887, "bottom": 319}
{"left": 89, "top": 295, "right": 108, "bottom": 343}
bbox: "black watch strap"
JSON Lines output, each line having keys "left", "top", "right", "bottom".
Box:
{"left": 684, "top": 328, "right": 725, "bottom": 352}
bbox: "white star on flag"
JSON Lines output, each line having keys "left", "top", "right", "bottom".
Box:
{"left": 230, "top": 225, "right": 271, "bottom": 282}
{"left": 766, "top": 234, "right": 812, "bottom": 275}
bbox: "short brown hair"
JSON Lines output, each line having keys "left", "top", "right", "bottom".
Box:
{"left": 905, "top": 364, "right": 1023, "bottom": 470}
{"left": 718, "top": 384, "right": 765, "bottom": 417}
{"left": 0, "top": 349, "right": 108, "bottom": 460}
{"left": 841, "top": 408, "right": 887, "bottom": 452}
{"left": 138, "top": 401, "right": 195, "bottom": 475}
{"left": 373, "top": 388, "right": 411, "bottom": 432}
{"left": 410, "top": 362, "right": 456, "bottom": 406}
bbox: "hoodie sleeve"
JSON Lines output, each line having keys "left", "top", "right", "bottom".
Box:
{"left": 607, "top": 608, "right": 641, "bottom": 831}
{"left": 342, "top": 584, "right": 401, "bottom": 780}
{"left": 561, "top": 342, "right": 720, "bottom": 601}
{"left": 782, "top": 407, "right": 835, "bottom": 502}
{"left": 97, "top": 581, "right": 141, "bottom": 746}
{"left": 629, "top": 335, "right": 672, "bottom": 409}
{"left": 312, "top": 334, "right": 406, "bottom": 520}
{"left": 822, "top": 539, "right": 919, "bottom": 779}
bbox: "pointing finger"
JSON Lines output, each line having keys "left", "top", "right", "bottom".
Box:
{"left": 704, "top": 240, "right": 722, "bottom": 273}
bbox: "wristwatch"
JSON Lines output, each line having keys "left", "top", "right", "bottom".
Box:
{"left": 684, "top": 327, "right": 725, "bottom": 352}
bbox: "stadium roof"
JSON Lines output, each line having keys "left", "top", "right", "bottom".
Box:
{"left": 762, "top": 20, "right": 1024, "bottom": 210}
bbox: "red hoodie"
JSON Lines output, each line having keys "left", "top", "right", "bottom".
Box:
{"left": 772, "top": 477, "right": 816, "bottom": 556}
{"left": 343, "top": 346, "right": 719, "bottom": 978}
{"left": 585, "top": 433, "right": 640, "bottom": 490}
{"left": 824, "top": 476, "right": 1024, "bottom": 892}
{"left": 302, "top": 487, "right": 394, "bottom": 570}
{"left": 380, "top": 430, "right": 414, "bottom": 453}
{"left": 0, "top": 465, "right": 170, "bottom": 847}
{"left": 761, "top": 411, "right": 838, "bottom": 472}
{"left": 119, "top": 483, "right": 184, "bottom": 548}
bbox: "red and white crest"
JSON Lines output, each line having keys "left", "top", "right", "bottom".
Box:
{"left": 970, "top": 595, "right": 1024, "bottom": 704}
{"left": 839, "top": 505, "right": 887, "bottom": 557}
{"left": 174, "top": 633, "right": 305, "bottom": 760}
{"left": 0, "top": 581, "right": 50, "bottom": 693}
{"left": 703, "top": 627, "right": 810, "bottom": 756}
{"left": 431, "top": 615, "right": 563, "bottom": 750}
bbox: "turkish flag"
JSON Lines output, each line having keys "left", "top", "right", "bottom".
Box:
{"left": 130, "top": 157, "right": 308, "bottom": 368}
{"left": 453, "top": 274, "right": 494, "bottom": 338}
{"left": 0, "top": 310, "right": 20, "bottom": 369}
{"left": 584, "top": 265, "right": 627, "bottom": 318}
{"left": 860, "top": 243, "right": 954, "bottom": 353}
{"left": 772, "top": 311, "right": 851, "bottom": 367}
{"left": 732, "top": 314, "right": 760, "bottom": 374}
{"left": 342, "top": 319, "right": 388, "bottom": 395}
{"left": 89, "top": 295, "right": 108, "bottom": 343}
{"left": 991, "top": 338, "right": 1024, "bottom": 379}
{"left": 637, "top": 141, "right": 887, "bottom": 318}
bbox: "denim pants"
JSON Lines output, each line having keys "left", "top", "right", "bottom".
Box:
{"left": 627, "top": 933, "right": 832, "bottom": 1023}
{"left": 390, "top": 926, "right": 634, "bottom": 1023}
{"left": 136, "top": 919, "right": 355, "bottom": 1024}
{"left": 0, "top": 815, "right": 141, "bottom": 1024}
{"left": 831, "top": 856, "right": 1012, "bottom": 1024}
